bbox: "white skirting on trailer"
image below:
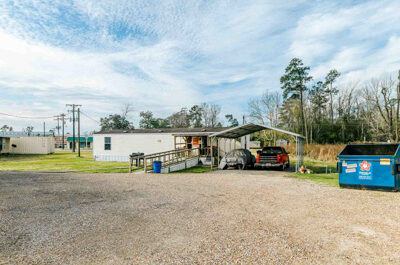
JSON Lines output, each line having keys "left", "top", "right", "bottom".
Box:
{"left": 93, "top": 154, "right": 130, "bottom": 162}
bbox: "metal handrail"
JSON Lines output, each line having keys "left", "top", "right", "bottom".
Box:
{"left": 129, "top": 148, "right": 201, "bottom": 173}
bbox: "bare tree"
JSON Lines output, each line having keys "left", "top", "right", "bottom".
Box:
{"left": 248, "top": 91, "right": 282, "bottom": 127}
{"left": 337, "top": 83, "right": 358, "bottom": 141}
{"left": 168, "top": 108, "right": 190, "bottom": 128}
{"left": 201, "top": 103, "right": 221, "bottom": 127}
{"left": 248, "top": 91, "right": 282, "bottom": 144}
{"left": 363, "top": 76, "right": 397, "bottom": 141}
{"left": 121, "top": 103, "right": 134, "bottom": 118}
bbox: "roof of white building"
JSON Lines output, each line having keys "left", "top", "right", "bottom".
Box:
{"left": 95, "top": 127, "right": 227, "bottom": 135}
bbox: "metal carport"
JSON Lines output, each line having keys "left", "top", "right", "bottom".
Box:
{"left": 209, "top": 123, "right": 305, "bottom": 172}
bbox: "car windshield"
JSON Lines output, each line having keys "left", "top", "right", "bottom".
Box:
{"left": 262, "top": 147, "right": 282, "bottom": 154}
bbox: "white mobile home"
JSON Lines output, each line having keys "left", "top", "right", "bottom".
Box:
{"left": 93, "top": 128, "right": 232, "bottom": 162}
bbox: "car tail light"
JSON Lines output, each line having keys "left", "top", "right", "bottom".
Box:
{"left": 277, "top": 154, "right": 282, "bottom": 163}
{"left": 256, "top": 154, "right": 260, "bottom": 162}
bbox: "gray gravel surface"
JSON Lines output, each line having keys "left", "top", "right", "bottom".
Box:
{"left": 1, "top": 170, "right": 400, "bottom": 264}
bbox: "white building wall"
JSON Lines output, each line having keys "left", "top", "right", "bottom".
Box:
{"left": 217, "top": 138, "right": 241, "bottom": 157}
{"left": 10, "top": 137, "right": 55, "bottom": 154}
{"left": 93, "top": 133, "right": 176, "bottom": 162}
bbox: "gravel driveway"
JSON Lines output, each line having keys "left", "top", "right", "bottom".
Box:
{"left": 1, "top": 170, "right": 400, "bottom": 264}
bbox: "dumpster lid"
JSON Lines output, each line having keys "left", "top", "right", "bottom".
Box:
{"left": 339, "top": 144, "right": 400, "bottom": 156}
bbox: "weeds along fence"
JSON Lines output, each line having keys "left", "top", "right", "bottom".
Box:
{"left": 285, "top": 144, "right": 345, "bottom": 162}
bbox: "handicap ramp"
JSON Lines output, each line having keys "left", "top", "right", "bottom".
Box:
{"left": 129, "top": 148, "right": 201, "bottom": 173}
{"left": 161, "top": 157, "right": 199, "bottom": 173}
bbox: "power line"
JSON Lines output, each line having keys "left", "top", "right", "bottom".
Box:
{"left": 80, "top": 111, "right": 100, "bottom": 124}
{"left": 0, "top": 112, "right": 54, "bottom": 119}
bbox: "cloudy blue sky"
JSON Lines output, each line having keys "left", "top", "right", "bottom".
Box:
{"left": 0, "top": 0, "right": 400, "bottom": 133}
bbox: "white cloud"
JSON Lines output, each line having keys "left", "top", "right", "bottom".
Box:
{"left": 0, "top": 0, "right": 400, "bottom": 131}
{"left": 289, "top": 1, "right": 400, "bottom": 84}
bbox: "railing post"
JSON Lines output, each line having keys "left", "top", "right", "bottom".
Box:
{"left": 168, "top": 153, "right": 171, "bottom": 165}
{"left": 129, "top": 155, "right": 133, "bottom": 173}
{"left": 144, "top": 156, "right": 147, "bottom": 173}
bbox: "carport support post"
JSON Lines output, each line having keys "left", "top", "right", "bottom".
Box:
{"left": 217, "top": 138, "right": 220, "bottom": 167}
{"left": 295, "top": 136, "right": 298, "bottom": 172}
{"left": 224, "top": 138, "right": 227, "bottom": 157}
{"left": 210, "top": 137, "right": 213, "bottom": 170}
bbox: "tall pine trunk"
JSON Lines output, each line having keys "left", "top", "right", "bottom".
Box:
{"left": 300, "top": 86, "right": 309, "bottom": 144}
{"left": 330, "top": 82, "right": 334, "bottom": 128}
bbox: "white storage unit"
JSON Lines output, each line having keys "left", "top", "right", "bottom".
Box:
{"left": 10, "top": 136, "right": 55, "bottom": 154}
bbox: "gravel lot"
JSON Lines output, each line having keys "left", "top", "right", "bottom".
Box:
{"left": 1, "top": 170, "right": 400, "bottom": 264}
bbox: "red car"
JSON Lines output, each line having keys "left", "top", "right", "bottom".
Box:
{"left": 255, "top": 146, "right": 290, "bottom": 170}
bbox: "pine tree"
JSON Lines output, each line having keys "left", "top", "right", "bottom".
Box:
{"left": 280, "top": 58, "right": 312, "bottom": 143}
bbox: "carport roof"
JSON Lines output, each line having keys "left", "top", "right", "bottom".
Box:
{"left": 209, "top": 123, "right": 305, "bottom": 139}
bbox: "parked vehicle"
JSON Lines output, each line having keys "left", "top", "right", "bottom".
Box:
{"left": 219, "top": 149, "right": 256, "bottom": 170}
{"left": 255, "top": 146, "right": 290, "bottom": 170}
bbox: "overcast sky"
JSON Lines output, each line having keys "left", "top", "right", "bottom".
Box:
{"left": 1, "top": 0, "right": 400, "bottom": 133}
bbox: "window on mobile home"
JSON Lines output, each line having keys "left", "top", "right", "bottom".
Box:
{"left": 104, "top": 137, "right": 111, "bottom": 150}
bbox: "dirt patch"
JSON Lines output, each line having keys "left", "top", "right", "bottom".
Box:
{"left": 1, "top": 170, "right": 399, "bottom": 264}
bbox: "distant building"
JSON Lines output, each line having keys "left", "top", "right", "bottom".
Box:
{"left": 0, "top": 136, "right": 55, "bottom": 155}
{"left": 54, "top": 134, "right": 71, "bottom": 149}
{"left": 66, "top": 136, "right": 93, "bottom": 150}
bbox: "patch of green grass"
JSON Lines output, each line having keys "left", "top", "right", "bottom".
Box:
{"left": 290, "top": 172, "right": 338, "bottom": 186}
{"left": 0, "top": 151, "right": 131, "bottom": 173}
{"left": 302, "top": 159, "right": 338, "bottom": 174}
{"left": 172, "top": 166, "right": 215, "bottom": 174}
{"left": 290, "top": 159, "right": 339, "bottom": 186}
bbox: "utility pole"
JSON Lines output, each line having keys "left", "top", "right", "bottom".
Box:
{"left": 60, "top": 114, "right": 66, "bottom": 149}
{"left": 54, "top": 115, "right": 60, "bottom": 148}
{"left": 77, "top": 107, "right": 81, "bottom": 157}
{"left": 66, "top": 104, "right": 81, "bottom": 152}
{"left": 43, "top": 122, "right": 45, "bottom": 137}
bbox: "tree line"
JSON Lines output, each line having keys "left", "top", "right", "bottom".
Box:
{"left": 100, "top": 103, "right": 239, "bottom": 131}
{"left": 249, "top": 58, "right": 400, "bottom": 144}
